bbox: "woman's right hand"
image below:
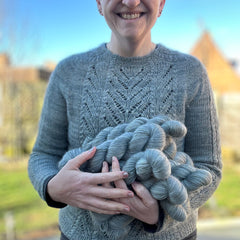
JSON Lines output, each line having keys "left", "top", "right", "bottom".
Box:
{"left": 47, "top": 147, "right": 134, "bottom": 215}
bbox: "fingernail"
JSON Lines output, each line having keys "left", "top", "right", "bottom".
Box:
{"left": 128, "top": 192, "right": 134, "bottom": 197}
{"left": 124, "top": 207, "right": 130, "bottom": 212}
{"left": 88, "top": 147, "right": 96, "bottom": 153}
{"left": 122, "top": 172, "right": 128, "bottom": 178}
{"left": 112, "top": 156, "right": 117, "bottom": 162}
{"left": 102, "top": 161, "right": 107, "bottom": 167}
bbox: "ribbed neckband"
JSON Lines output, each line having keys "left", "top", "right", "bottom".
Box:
{"left": 95, "top": 43, "right": 178, "bottom": 66}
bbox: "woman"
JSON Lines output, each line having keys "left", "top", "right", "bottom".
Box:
{"left": 28, "top": 0, "right": 222, "bottom": 239}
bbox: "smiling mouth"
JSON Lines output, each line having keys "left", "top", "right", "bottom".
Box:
{"left": 118, "top": 12, "right": 144, "bottom": 20}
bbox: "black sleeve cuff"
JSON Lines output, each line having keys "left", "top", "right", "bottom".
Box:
{"left": 44, "top": 175, "right": 67, "bottom": 208}
{"left": 143, "top": 205, "right": 165, "bottom": 233}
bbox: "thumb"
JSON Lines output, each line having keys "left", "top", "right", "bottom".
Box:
{"left": 66, "top": 147, "right": 96, "bottom": 170}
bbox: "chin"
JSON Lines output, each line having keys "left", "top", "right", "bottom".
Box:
{"left": 119, "top": 30, "right": 145, "bottom": 41}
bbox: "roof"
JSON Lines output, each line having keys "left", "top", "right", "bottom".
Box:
{"left": 190, "top": 31, "right": 240, "bottom": 93}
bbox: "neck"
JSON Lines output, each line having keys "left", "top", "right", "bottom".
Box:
{"left": 108, "top": 34, "right": 156, "bottom": 57}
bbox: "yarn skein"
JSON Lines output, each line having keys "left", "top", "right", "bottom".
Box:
{"left": 58, "top": 115, "right": 212, "bottom": 237}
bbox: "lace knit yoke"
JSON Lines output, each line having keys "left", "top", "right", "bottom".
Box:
{"left": 55, "top": 44, "right": 192, "bottom": 148}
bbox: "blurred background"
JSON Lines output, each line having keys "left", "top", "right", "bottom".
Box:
{"left": 0, "top": 0, "right": 240, "bottom": 239}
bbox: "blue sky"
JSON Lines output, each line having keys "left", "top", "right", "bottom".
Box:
{"left": 1, "top": 0, "right": 240, "bottom": 70}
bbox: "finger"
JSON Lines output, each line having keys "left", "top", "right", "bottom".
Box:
{"left": 88, "top": 186, "right": 134, "bottom": 199}
{"left": 87, "top": 170, "right": 129, "bottom": 185}
{"left": 112, "top": 156, "right": 121, "bottom": 171}
{"left": 101, "top": 161, "right": 112, "bottom": 188}
{"left": 86, "top": 205, "right": 121, "bottom": 215}
{"left": 101, "top": 161, "right": 109, "bottom": 173}
{"left": 80, "top": 196, "right": 130, "bottom": 214}
{"left": 112, "top": 156, "right": 128, "bottom": 190}
{"left": 66, "top": 147, "right": 97, "bottom": 170}
{"left": 132, "top": 182, "right": 154, "bottom": 205}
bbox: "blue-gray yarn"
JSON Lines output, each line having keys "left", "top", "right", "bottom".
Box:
{"left": 59, "top": 115, "right": 212, "bottom": 237}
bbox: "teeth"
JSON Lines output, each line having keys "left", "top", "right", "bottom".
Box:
{"left": 121, "top": 13, "right": 141, "bottom": 20}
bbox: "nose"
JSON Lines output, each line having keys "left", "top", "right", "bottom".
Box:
{"left": 122, "top": 0, "right": 141, "bottom": 9}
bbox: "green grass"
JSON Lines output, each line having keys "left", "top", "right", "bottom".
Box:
{"left": 0, "top": 159, "right": 240, "bottom": 239}
{"left": 212, "top": 165, "right": 240, "bottom": 215}
{"left": 0, "top": 161, "right": 58, "bottom": 239}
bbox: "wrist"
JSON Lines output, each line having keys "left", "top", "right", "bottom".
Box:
{"left": 144, "top": 216, "right": 158, "bottom": 225}
{"left": 44, "top": 175, "right": 67, "bottom": 208}
{"left": 47, "top": 176, "right": 59, "bottom": 202}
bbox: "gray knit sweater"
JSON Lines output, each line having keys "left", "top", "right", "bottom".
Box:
{"left": 28, "top": 43, "right": 222, "bottom": 240}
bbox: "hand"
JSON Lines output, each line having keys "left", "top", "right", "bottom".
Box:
{"left": 102, "top": 157, "right": 159, "bottom": 225}
{"left": 47, "top": 147, "right": 134, "bottom": 215}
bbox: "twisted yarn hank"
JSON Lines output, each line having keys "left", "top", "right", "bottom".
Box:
{"left": 59, "top": 115, "right": 212, "bottom": 237}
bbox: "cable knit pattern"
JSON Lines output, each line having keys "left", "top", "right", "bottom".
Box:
{"left": 28, "top": 43, "right": 222, "bottom": 240}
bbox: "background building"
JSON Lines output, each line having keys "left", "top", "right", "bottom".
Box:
{"left": 191, "top": 31, "right": 240, "bottom": 150}
{"left": 0, "top": 55, "right": 52, "bottom": 160}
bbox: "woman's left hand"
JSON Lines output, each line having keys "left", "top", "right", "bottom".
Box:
{"left": 101, "top": 157, "right": 159, "bottom": 225}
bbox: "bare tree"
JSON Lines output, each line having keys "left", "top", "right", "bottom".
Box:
{"left": 0, "top": 0, "right": 43, "bottom": 160}
{"left": 0, "top": 0, "right": 40, "bottom": 66}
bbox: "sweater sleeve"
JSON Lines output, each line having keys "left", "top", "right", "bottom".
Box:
{"left": 28, "top": 65, "right": 69, "bottom": 205}
{"left": 184, "top": 60, "right": 222, "bottom": 210}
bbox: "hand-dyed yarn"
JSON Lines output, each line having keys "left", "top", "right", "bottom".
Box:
{"left": 58, "top": 115, "right": 212, "bottom": 236}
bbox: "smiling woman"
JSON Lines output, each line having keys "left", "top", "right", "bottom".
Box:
{"left": 96, "top": 0, "right": 165, "bottom": 57}
{"left": 28, "top": 0, "right": 222, "bottom": 240}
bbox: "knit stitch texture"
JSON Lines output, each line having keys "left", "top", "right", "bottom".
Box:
{"left": 58, "top": 115, "right": 212, "bottom": 239}
{"left": 28, "top": 43, "right": 222, "bottom": 240}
